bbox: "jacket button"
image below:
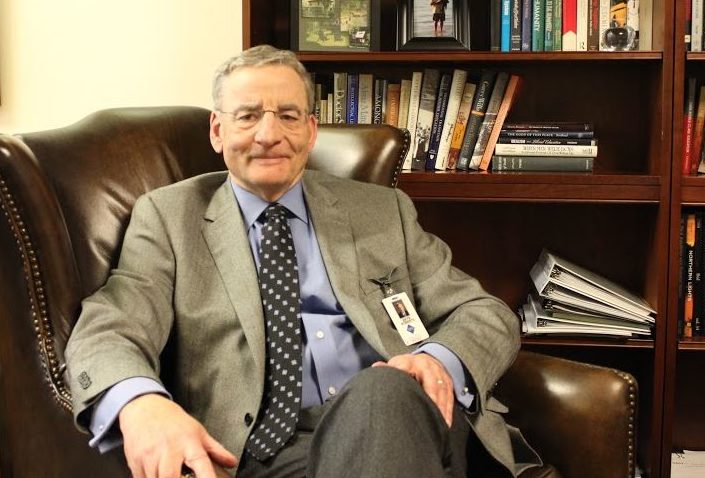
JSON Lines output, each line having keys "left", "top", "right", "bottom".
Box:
{"left": 244, "top": 413, "right": 253, "bottom": 426}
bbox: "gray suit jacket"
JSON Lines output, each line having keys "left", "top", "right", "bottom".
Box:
{"left": 66, "top": 170, "right": 536, "bottom": 476}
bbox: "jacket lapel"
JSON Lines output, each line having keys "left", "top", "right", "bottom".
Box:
{"left": 201, "top": 181, "right": 265, "bottom": 379}
{"left": 303, "top": 172, "right": 389, "bottom": 357}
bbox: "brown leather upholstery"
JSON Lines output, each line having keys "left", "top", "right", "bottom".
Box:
{"left": 496, "top": 351, "right": 638, "bottom": 478}
{"left": 0, "top": 106, "right": 634, "bottom": 478}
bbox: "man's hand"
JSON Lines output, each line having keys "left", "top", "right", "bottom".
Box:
{"left": 372, "top": 353, "right": 454, "bottom": 426}
{"left": 118, "top": 394, "right": 237, "bottom": 478}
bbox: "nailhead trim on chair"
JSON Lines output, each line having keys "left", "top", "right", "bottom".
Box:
{"left": 0, "top": 172, "right": 73, "bottom": 412}
{"left": 583, "top": 362, "right": 637, "bottom": 478}
{"left": 391, "top": 129, "right": 411, "bottom": 188}
{"left": 616, "top": 369, "right": 638, "bottom": 478}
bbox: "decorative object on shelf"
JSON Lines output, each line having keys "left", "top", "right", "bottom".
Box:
{"left": 290, "top": 0, "right": 380, "bottom": 52}
{"left": 397, "top": 0, "right": 471, "bottom": 51}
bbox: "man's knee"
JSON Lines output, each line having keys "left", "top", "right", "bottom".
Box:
{"left": 345, "top": 366, "right": 422, "bottom": 400}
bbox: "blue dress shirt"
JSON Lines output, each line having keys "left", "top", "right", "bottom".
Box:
{"left": 87, "top": 179, "right": 474, "bottom": 452}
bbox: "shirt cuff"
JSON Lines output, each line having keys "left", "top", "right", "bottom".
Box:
{"left": 88, "top": 377, "right": 171, "bottom": 453}
{"left": 414, "top": 343, "right": 475, "bottom": 409}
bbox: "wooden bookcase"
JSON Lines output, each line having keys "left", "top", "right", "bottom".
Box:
{"left": 244, "top": 1, "right": 674, "bottom": 476}
{"left": 665, "top": 0, "right": 705, "bottom": 476}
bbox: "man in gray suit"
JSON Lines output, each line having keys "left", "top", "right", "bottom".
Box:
{"left": 66, "top": 45, "right": 538, "bottom": 478}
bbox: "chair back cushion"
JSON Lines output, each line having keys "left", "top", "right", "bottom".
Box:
{"left": 0, "top": 105, "right": 408, "bottom": 413}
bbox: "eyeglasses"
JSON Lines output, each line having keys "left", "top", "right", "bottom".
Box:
{"left": 217, "top": 108, "right": 310, "bottom": 132}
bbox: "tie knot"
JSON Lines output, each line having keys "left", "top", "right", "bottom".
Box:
{"left": 264, "top": 203, "right": 287, "bottom": 222}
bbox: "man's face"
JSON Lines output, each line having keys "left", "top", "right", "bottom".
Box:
{"left": 210, "top": 65, "right": 317, "bottom": 201}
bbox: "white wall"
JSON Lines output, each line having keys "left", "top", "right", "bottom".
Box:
{"left": 0, "top": 0, "right": 242, "bottom": 133}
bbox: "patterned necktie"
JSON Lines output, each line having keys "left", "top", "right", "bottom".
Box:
{"left": 246, "top": 203, "right": 303, "bottom": 461}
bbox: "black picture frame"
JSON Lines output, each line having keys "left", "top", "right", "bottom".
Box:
{"left": 397, "top": 0, "right": 471, "bottom": 51}
{"left": 290, "top": 0, "right": 381, "bottom": 52}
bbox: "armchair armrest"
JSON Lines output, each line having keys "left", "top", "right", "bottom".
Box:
{"left": 495, "top": 351, "right": 637, "bottom": 478}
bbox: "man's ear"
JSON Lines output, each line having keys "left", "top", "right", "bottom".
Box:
{"left": 306, "top": 114, "right": 318, "bottom": 154}
{"left": 210, "top": 111, "right": 223, "bottom": 153}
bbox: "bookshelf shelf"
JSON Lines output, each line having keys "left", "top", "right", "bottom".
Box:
{"left": 686, "top": 52, "right": 705, "bottom": 61}
{"left": 522, "top": 336, "right": 656, "bottom": 348}
{"left": 298, "top": 51, "right": 663, "bottom": 63}
{"left": 399, "top": 173, "right": 661, "bottom": 202}
{"left": 681, "top": 177, "right": 705, "bottom": 203}
{"left": 245, "top": 0, "right": 673, "bottom": 475}
{"left": 677, "top": 338, "right": 705, "bottom": 350}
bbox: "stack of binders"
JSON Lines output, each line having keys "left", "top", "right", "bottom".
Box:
{"left": 520, "top": 249, "right": 655, "bottom": 338}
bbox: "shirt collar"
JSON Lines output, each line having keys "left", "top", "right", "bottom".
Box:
{"left": 230, "top": 178, "right": 309, "bottom": 229}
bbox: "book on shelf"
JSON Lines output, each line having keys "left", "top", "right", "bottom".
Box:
{"left": 326, "top": 93, "right": 333, "bottom": 123}
{"left": 533, "top": 0, "right": 546, "bottom": 50}
{"left": 563, "top": 0, "right": 578, "bottom": 50}
{"left": 457, "top": 70, "right": 497, "bottom": 170}
{"left": 522, "top": 0, "right": 533, "bottom": 50}
{"left": 511, "top": 0, "right": 523, "bottom": 50}
{"left": 553, "top": 0, "right": 563, "bottom": 50}
{"left": 530, "top": 249, "right": 656, "bottom": 321}
{"left": 469, "top": 72, "right": 510, "bottom": 170}
{"left": 493, "top": 142, "right": 598, "bottom": 157}
{"left": 691, "top": 84, "right": 705, "bottom": 174}
{"left": 490, "top": 0, "right": 502, "bottom": 51}
{"left": 333, "top": 72, "right": 347, "bottom": 124}
{"left": 576, "top": 0, "right": 589, "bottom": 50}
{"left": 501, "top": 0, "right": 511, "bottom": 51}
{"left": 385, "top": 83, "right": 401, "bottom": 127}
{"left": 587, "top": 0, "right": 600, "bottom": 50}
{"left": 411, "top": 69, "right": 440, "bottom": 170}
{"left": 502, "top": 121, "right": 594, "bottom": 131}
{"left": 638, "top": 0, "right": 652, "bottom": 49}
{"left": 545, "top": 0, "right": 556, "bottom": 51}
{"left": 435, "top": 69, "right": 469, "bottom": 170}
{"left": 694, "top": 213, "right": 703, "bottom": 336}
{"left": 478, "top": 74, "right": 524, "bottom": 171}
{"left": 693, "top": 0, "right": 703, "bottom": 51}
{"left": 372, "top": 77, "right": 387, "bottom": 125}
{"left": 627, "top": 0, "right": 640, "bottom": 49}
{"left": 357, "top": 73, "right": 374, "bottom": 124}
{"left": 398, "top": 79, "right": 412, "bottom": 131}
{"left": 425, "top": 72, "right": 452, "bottom": 170}
{"left": 447, "top": 82, "right": 477, "bottom": 170}
{"left": 498, "top": 137, "right": 597, "bottom": 145}
{"left": 313, "top": 82, "right": 323, "bottom": 123}
{"left": 499, "top": 129, "right": 595, "bottom": 139}
{"left": 683, "top": 77, "right": 698, "bottom": 175}
{"left": 599, "top": 0, "right": 612, "bottom": 49}
{"left": 346, "top": 73, "right": 359, "bottom": 124}
{"left": 682, "top": 212, "right": 696, "bottom": 338}
{"left": 491, "top": 155, "right": 594, "bottom": 171}
{"left": 402, "top": 71, "right": 424, "bottom": 169}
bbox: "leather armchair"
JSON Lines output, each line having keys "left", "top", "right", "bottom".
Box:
{"left": 0, "top": 107, "right": 637, "bottom": 478}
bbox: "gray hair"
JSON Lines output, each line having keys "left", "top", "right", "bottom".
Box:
{"left": 212, "top": 45, "right": 314, "bottom": 113}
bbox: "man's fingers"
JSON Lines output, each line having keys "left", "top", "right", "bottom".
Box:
{"left": 203, "top": 433, "right": 238, "bottom": 468}
{"left": 421, "top": 372, "right": 453, "bottom": 427}
{"left": 183, "top": 454, "right": 216, "bottom": 478}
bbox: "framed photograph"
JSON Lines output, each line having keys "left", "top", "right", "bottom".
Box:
{"left": 397, "top": 0, "right": 471, "bottom": 51}
{"left": 291, "top": 0, "right": 380, "bottom": 52}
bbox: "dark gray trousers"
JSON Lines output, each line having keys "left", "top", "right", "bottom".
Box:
{"left": 237, "top": 366, "right": 475, "bottom": 478}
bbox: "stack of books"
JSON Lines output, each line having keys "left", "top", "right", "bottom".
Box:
{"left": 490, "top": 0, "right": 650, "bottom": 52}
{"left": 491, "top": 122, "right": 597, "bottom": 172}
{"left": 519, "top": 249, "right": 655, "bottom": 337}
{"left": 311, "top": 69, "right": 524, "bottom": 172}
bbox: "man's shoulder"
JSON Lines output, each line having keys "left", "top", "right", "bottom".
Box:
{"left": 143, "top": 171, "right": 228, "bottom": 202}
{"left": 303, "top": 169, "right": 398, "bottom": 200}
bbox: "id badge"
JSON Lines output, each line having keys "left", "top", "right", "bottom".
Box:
{"left": 381, "top": 292, "right": 429, "bottom": 346}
